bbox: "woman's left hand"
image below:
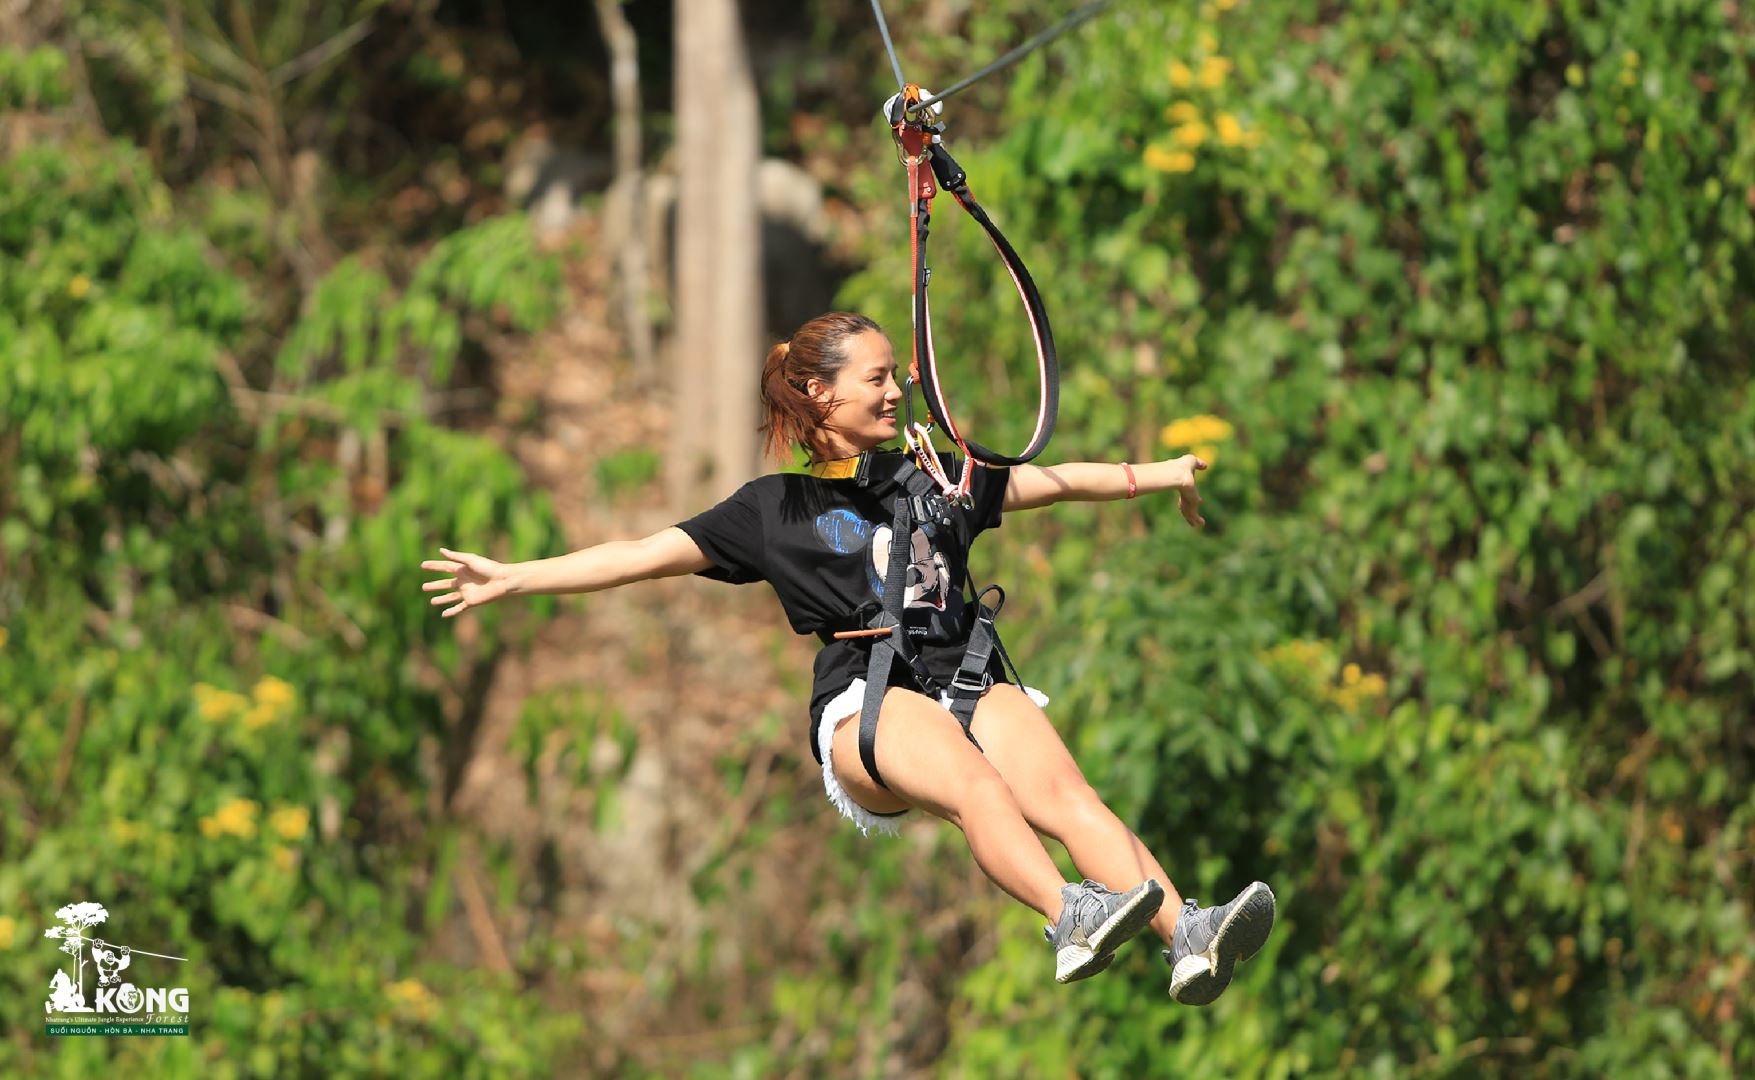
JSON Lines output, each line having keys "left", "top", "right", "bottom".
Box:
{"left": 1164, "top": 454, "right": 1208, "bottom": 528}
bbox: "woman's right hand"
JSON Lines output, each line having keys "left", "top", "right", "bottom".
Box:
{"left": 421, "top": 547, "right": 512, "bottom": 618}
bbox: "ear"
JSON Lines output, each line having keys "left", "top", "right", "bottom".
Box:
{"left": 804, "top": 377, "right": 831, "bottom": 402}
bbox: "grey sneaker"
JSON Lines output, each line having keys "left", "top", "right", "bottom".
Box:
{"left": 1043, "top": 878, "right": 1166, "bottom": 984}
{"left": 1163, "top": 881, "right": 1276, "bottom": 1005}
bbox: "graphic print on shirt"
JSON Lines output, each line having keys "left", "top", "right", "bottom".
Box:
{"left": 869, "top": 523, "right": 950, "bottom": 611}
{"left": 811, "top": 509, "right": 950, "bottom": 610}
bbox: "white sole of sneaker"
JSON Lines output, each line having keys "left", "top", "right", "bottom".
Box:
{"left": 1170, "top": 881, "right": 1276, "bottom": 1006}
{"left": 1054, "top": 946, "right": 1115, "bottom": 983}
{"left": 1056, "top": 880, "right": 1166, "bottom": 984}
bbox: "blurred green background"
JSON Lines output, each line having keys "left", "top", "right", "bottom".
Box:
{"left": 2, "top": 0, "right": 1751, "bottom": 1076}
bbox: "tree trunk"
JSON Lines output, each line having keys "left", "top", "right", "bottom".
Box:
{"left": 594, "top": 0, "right": 655, "bottom": 375}
{"left": 670, "top": 0, "right": 762, "bottom": 511}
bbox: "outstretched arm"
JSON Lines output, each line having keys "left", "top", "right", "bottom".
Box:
{"left": 1003, "top": 455, "right": 1208, "bottom": 527}
{"left": 421, "top": 527, "right": 712, "bottom": 618}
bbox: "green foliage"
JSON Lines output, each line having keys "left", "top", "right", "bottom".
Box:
{"left": 0, "top": 47, "right": 73, "bottom": 109}
{"left": 0, "top": 129, "right": 572, "bottom": 1073}
{"left": 834, "top": 0, "right": 1755, "bottom": 1074}
{"left": 275, "top": 217, "right": 561, "bottom": 392}
{"left": 594, "top": 447, "right": 664, "bottom": 501}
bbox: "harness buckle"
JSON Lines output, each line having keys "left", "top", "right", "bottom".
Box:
{"left": 950, "top": 669, "right": 993, "bottom": 695}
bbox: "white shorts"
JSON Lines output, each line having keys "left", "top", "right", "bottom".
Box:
{"left": 813, "top": 678, "right": 1051, "bottom": 836}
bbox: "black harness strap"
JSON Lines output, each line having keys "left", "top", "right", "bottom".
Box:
{"left": 943, "top": 582, "right": 1006, "bottom": 740}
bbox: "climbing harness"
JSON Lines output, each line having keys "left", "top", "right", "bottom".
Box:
{"left": 811, "top": 451, "right": 1023, "bottom": 790}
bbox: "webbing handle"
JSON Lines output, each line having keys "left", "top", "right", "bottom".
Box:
{"left": 907, "top": 139, "right": 1059, "bottom": 468}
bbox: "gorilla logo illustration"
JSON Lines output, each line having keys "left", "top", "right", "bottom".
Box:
{"left": 91, "top": 940, "right": 132, "bottom": 987}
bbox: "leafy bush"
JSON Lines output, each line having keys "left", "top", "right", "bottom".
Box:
{"left": 0, "top": 125, "right": 573, "bottom": 1074}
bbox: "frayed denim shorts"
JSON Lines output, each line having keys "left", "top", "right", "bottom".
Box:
{"left": 811, "top": 678, "right": 1051, "bottom": 836}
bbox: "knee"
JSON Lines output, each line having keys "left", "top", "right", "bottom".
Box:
{"left": 1031, "top": 774, "right": 1112, "bottom": 835}
{"left": 943, "top": 767, "right": 1024, "bottom": 828}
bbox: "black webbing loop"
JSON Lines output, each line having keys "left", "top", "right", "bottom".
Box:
{"left": 908, "top": 139, "right": 1059, "bottom": 468}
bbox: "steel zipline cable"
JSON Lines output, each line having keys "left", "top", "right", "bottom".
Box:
{"left": 868, "top": 0, "right": 909, "bottom": 93}
{"left": 909, "top": 0, "right": 1112, "bottom": 116}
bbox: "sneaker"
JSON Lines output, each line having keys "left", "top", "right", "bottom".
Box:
{"left": 1043, "top": 878, "right": 1166, "bottom": 984}
{"left": 1163, "top": 881, "right": 1276, "bottom": 1005}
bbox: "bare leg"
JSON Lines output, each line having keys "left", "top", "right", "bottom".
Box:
{"left": 970, "top": 684, "right": 1186, "bottom": 947}
{"left": 829, "top": 685, "right": 1069, "bottom": 920}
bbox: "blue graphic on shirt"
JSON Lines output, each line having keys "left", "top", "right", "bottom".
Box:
{"left": 813, "top": 509, "right": 873, "bottom": 554}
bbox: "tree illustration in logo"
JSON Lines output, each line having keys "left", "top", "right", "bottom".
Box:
{"left": 43, "top": 901, "right": 108, "bottom": 1013}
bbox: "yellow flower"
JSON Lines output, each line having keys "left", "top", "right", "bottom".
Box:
{"left": 1173, "top": 121, "right": 1209, "bottom": 148}
{"left": 269, "top": 805, "right": 310, "bottom": 841}
{"left": 1215, "top": 0, "right": 1238, "bottom": 9}
{"left": 1198, "top": 56, "right": 1233, "bottom": 89}
{"left": 1144, "top": 147, "right": 1197, "bottom": 174}
{"left": 1198, "top": 32, "right": 1219, "bottom": 54}
{"left": 1357, "top": 673, "right": 1388, "bottom": 699}
{"left": 1565, "top": 64, "right": 1584, "bottom": 87}
{"left": 271, "top": 847, "right": 299, "bottom": 872}
{"left": 203, "top": 798, "right": 259, "bottom": 839}
{"left": 1160, "top": 414, "right": 1235, "bottom": 448}
{"left": 1215, "top": 113, "right": 1248, "bottom": 146}
{"left": 195, "top": 683, "right": 247, "bottom": 722}
{"left": 1166, "top": 102, "right": 1201, "bottom": 123}
{"left": 0, "top": 627, "right": 8, "bottom": 649}
{"left": 0, "top": 916, "right": 15, "bottom": 949}
{"left": 242, "top": 703, "right": 276, "bottom": 730}
{"left": 253, "top": 676, "right": 295, "bottom": 709}
{"left": 1622, "top": 50, "right": 1640, "bottom": 68}
{"left": 1192, "top": 443, "right": 1219, "bottom": 463}
{"left": 1168, "top": 61, "right": 1193, "bottom": 88}
{"left": 67, "top": 275, "right": 90, "bottom": 299}
{"left": 387, "top": 978, "right": 439, "bottom": 1019}
{"left": 1342, "top": 662, "right": 1362, "bottom": 686}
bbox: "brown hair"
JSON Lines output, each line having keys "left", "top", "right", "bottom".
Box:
{"left": 758, "top": 311, "right": 883, "bottom": 462}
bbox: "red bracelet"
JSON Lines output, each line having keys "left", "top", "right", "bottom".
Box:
{"left": 1121, "top": 462, "right": 1138, "bottom": 499}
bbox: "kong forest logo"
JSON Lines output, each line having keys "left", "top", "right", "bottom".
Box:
{"left": 41, "top": 901, "right": 192, "bottom": 1037}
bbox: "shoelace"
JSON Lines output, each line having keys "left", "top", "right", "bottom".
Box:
{"left": 1066, "top": 880, "right": 1120, "bottom": 933}
{"left": 1042, "top": 880, "right": 1115, "bottom": 943}
{"left": 1169, "top": 898, "right": 1203, "bottom": 954}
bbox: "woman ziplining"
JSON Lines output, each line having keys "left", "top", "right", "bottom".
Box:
{"left": 421, "top": 313, "right": 1274, "bottom": 1000}
{"left": 421, "top": 2, "right": 1277, "bottom": 1003}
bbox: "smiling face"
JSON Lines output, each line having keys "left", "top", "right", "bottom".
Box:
{"left": 806, "top": 329, "right": 902, "bottom": 459}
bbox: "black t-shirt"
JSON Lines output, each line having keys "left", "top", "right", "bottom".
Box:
{"left": 675, "top": 451, "right": 1011, "bottom": 759}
